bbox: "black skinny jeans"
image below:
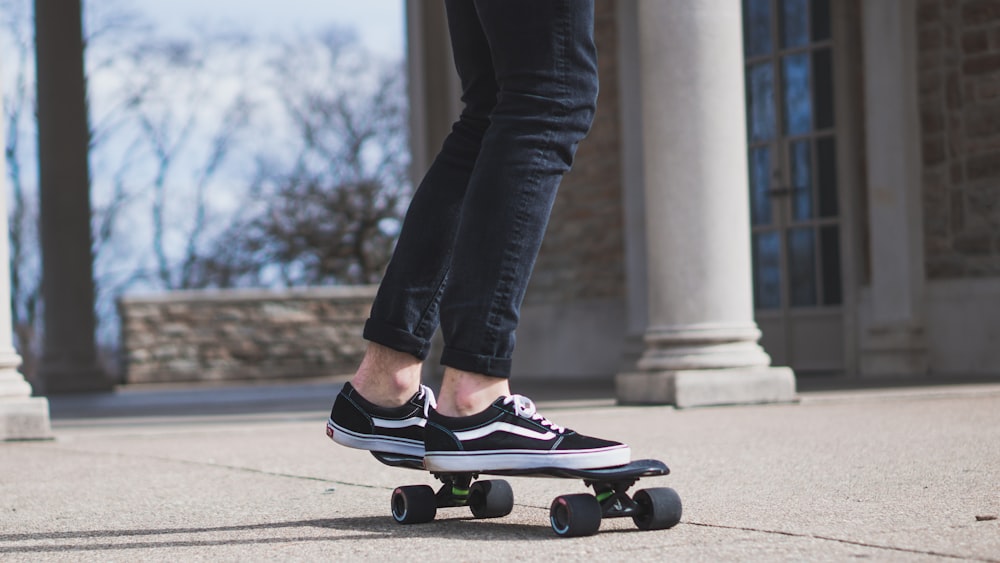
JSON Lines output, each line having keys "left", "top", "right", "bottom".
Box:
{"left": 363, "top": 0, "right": 598, "bottom": 378}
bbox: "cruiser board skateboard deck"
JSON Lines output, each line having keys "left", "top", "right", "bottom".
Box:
{"left": 371, "top": 451, "right": 682, "bottom": 537}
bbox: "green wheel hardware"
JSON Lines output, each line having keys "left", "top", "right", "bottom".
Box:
{"left": 549, "top": 493, "right": 602, "bottom": 537}
{"left": 391, "top": 485, "right": 437, "bottom": 524}
{"left": 451, "top": 485, "right": 470, "bottom": 505}
{"left": 468, "top": 479, "right": 515, "bottom": 519}
{"left": 595, "top": 490, "right": 615, "bottom": 503}
{"left": 631, "top": 487, "right": 682, "bottom": 531}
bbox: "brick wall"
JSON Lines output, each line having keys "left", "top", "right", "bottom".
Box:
{"left": 527, "top": 0, "right": 626, "bottom": 304}
{"left": 118, "top": 286, "right": 375, "bottom": 384}
{"left": 920, "top": 0, "right": 1000, "bottom": 278}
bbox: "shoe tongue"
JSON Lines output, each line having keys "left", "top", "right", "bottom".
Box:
{"left": 503, "top": 394, "right": 538, "bottom": 417}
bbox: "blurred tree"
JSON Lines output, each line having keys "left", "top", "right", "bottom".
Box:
{"left": 99, "top": 33, "right": 256, "bottom": 290}
{"left": 191, "top": 32, "right": 410, "bottom": 287}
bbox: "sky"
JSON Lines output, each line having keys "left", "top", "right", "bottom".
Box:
{"left": 130, "top": 0, "right": 405, "bottom": 59}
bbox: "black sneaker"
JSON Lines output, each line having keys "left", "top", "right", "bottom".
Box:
{"left": 423, "top": 394, "right": 630, "bottom": 472}
{"left": 326, "top": 382, "right": 436, "bottom": 457}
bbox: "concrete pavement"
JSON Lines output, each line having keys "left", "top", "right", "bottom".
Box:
{"left": 2, "top": 379, "right": 999, "bottom": 561}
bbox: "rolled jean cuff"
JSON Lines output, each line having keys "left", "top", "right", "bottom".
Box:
{"left": 440, "top": 346, "right": 512, "bottom": 379}
{"left": 362, "top": 319, "right": 431, "bottom": 360}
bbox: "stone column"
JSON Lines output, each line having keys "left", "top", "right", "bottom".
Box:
{"left": 0, "top": 55, "right": 52, "bottom": 440}
{"left": 858, "top": 0, "right": 928, "bottom": 376}
{"left": 616, "top": 0, "right": 795, "bottom": 407}
{"left": 34, "top": 0, "right": 109, "bottom": 393}
{"left": 615, "top": 0, "right": 649, "bottom": 371}
{"left": 405, "top": 0, "right": 462, "bottom": 185}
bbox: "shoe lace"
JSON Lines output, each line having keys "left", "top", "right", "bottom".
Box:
{"left": 418, "top": 385, "right": 437, "bottom": 418}
{"left": 503, "top": 395, "right": 565, "bottom": 434}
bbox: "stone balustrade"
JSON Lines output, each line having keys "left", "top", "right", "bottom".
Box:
{"left": 118, "top": 286, "right": 376, "bottom": 384}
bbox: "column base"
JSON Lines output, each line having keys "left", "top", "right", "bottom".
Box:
{"left": 618, "top": 332, "right": 646, "bottom": 373}
{"left": 616, "top": 367, "right": 797, "bottom": 407}
{"left": 1, "top": 396, "right": 53, "bottom": 441}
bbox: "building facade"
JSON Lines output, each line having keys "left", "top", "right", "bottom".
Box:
{"left": 409, "top": 0, "right": 1000, "bottom": 402}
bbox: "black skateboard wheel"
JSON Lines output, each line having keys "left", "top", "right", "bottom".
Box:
{"left": 468, "top": 479, "right": 514, "bottom": 519}
{"left": 391, "top": 485, "right": 437, "bottom": 524}
{"left": 631, "top": 487, "right": 682, "bottom": 530}
{"left": 549, "top": 494, "right": 602, "bottom": 537}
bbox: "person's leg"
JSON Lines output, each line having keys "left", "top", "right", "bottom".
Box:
{"left": 425, "top": 0, "right": 631, "bottom": 471}
{"left": 326, "top": 0, "right": 499, "bottom": 455}
{"left": 434, "top": 0, "right": 598, "bottom": 414}
{"left": 346, "top": 0, "right": 500, "bottom": 408}
{"left": 356, "top": 2, "right": 497, "bottom": 378}
{"left": 348, "top": 343, "right": 422, "bottom": 408}
{"left": 436, "top": 366, "right": 510, "bottom": 416}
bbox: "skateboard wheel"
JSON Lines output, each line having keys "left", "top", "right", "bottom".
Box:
{"left": 468, "top": 480, "right": 514, "bottom": 519}
{"left": 549, "top": 494, "right": 602, "bottom": 537}
{"left": 632, "top": 487, "right": 682, "bottom": 530}
{"left": 391, "top": 485, "right": 437, "bottom": 524}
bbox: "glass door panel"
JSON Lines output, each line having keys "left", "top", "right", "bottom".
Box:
{"left": 743, "top": 0, "right": 844, "bottom": 372}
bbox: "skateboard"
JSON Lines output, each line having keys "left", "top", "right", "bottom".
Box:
{"left": 372, "top": 451, "right": 682, "bottom": 537}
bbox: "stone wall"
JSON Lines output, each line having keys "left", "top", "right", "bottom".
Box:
{"left": 527, "top": 0, "right": 626, "bottom": 305}
{"left": 118, "top": 286, "right": 375, "bottom": 384}
{"left": 919, "top": 0, "right": 1000, "bottom": 278}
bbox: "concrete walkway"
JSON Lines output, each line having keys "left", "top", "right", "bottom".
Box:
{"left": 2, "top": 379, "right": 999, "bottom": 561}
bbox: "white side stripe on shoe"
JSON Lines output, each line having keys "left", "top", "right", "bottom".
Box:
{"left": 454, "top": 421, "right": 558, "bottom": 442}
{"left": 372, "top": 416, "right": 427, "bottom": 429}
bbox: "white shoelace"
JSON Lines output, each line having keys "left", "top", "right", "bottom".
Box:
{"left": 503, "top": 395, "right": 566, "bottom": 434}
{"left": 419, "top": 385, "right": 437, "bottom": 418}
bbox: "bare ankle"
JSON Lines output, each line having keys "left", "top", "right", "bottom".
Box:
{"left": 350, "top": 343, "right": 422, "bottom": 408}
{"left": 436, "top": 368, "right": 510, "bottom": 417}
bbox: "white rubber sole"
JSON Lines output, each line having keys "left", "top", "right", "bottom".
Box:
{"left": 423, "top": 445, "right": 631, "bottom": 473}
{"left": 326, "top": 419, "right": 425, "bottom": 457}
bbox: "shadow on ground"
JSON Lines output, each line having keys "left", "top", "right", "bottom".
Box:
{"left": 0, "top": 515, "right": 600, "bottom": 554}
